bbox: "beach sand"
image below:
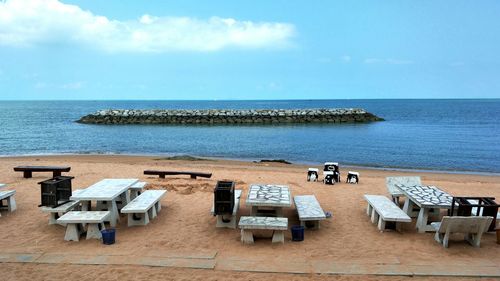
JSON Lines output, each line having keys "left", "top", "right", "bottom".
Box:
{"left": 0, "top": 155, "right": 499, "bottom": 280}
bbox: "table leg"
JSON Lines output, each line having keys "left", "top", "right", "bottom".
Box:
{"left": 7, "top": 196, "right": 16, "bottom": 212}
{"left": 251, "top": 206, "right": 258, "bottom": 216}
{"left": 416, "top": 208, "right": 430, "bottom": 233}
{"left": 275, "top": 207, "right": 283, "bottom": 217}
{"left": 110, "top": 200, "right": 119, "bottom": 227}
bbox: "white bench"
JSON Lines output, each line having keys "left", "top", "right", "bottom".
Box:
{"left": 294, "top": 195, "right": 326, "bottom": 229}
{"left": 121, "top": 190, "right": 167, "bottom": 226}
{"left": 239, "top": 216, "right": 288, "bottom": 244}
{"left": 364, "top": 195, "right": 412, "bottom": 231}
{"left": 40, "top": 189, "right": 83, "bottom": 225}
{"left": 130, "top": 181, "right": 147, "bottom": 200}
{"left": 386, "top": 176, "right": 421, "bottom": 204}
{"left": 431, "top": 216, "right": 493, "bottom": 248}
{"left": 57, "top": 211, "right": 110, "bottom": 241}
{"left": 210, "top": 190, "right": 242, "bottom": 229}
{"left": 0, "top": 190, "right": 16, "bottom": 216}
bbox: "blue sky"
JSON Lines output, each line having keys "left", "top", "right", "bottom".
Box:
{"left": 0, "top": 0, "right": 499, "bottom": 100}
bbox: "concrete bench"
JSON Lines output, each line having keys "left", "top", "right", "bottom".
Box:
{"left": 364, "top": 195, "right": 412, "bottom": 231}
{"left": 238, "top": 216, "right": 288, "bottom": 244}
{"left": 40, "top": 189, "right": 83, "bottom": 224}
{"left": 13, "top": 166, "right": 71, "bottom": 178}
{"left": 294, "top": 195, "right": 326, "bottom": 229}
{"left": 144, "top": 170, "right": 212, "bottom": 179}
{"left": 431, "top": 216, "right": 493, "bottom": 248}
{"left": 210, "top": 190, "right": 242, "bottom": 229}
{"left": 57, "top": 211, "right": 110, "bottom": 241}
{"left": 121, "top": 190, "right": 167, "bottom": 226}
{"left": 0, "top": 190, "right": 16, "bottom": 216}
{"left": 130, "top": 181, "right": 147, "bottom": 200}
{"left": 386, "top": 176, "right": 421, "bottom": 204}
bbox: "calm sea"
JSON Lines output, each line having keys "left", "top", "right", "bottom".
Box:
{"left": 0, "top": 99, "right": 498, "bottom": 174}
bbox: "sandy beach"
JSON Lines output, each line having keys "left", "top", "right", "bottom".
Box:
{"left": 0, "top": 155, "right": 499, "bottom": 280}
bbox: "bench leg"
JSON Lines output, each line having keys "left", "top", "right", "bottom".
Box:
{"left": 366, "top": 204, "right": 373, "bottom": 216}
{"left": 159, "top": 175, "right": 165, "bottom": 179}
{"left": 130, "top": 190, "right": 139, "bottom": 200}
{"left": 377, "top": 217, "right": 386, "bottom": 231}
{"left": 465, "top": 232, "right": 483, "bottom": 248}
{"left": 86, "top": 223, "right": 102, "bottom": 240}
{"left": 23, "top": 171, "right": 32, "bottom": 178}
{"left": 127, "top": 212, "right": 150, "bottom": 227}
{"left": 155, "top": 202, "right": 161, "bottom": 213}
{"left": 371, "top": 210, "right": 379, "bottom": 224}
{"left": 48, "top": 213, "right": 58, "bottom": 225}
{"left": 64, "top": 223, "right": 81, "bottom": 241}
{"left": 7, "top": 196, "right": 16, "bottom": 212}
{"left": 442, "top": 231, "right": 450, "bottom": 248}
{"left": 148, "top": 206, "right": 157, "bottom": 219}
{"left": 53, "top": 171, "right": 62, "bottom": 177}
{"left": 272, "top": 230, "right": 285, "bottom": 244}
{"left": 241, "top": 229, "right": 254, "bottom": 244}
{"left": 190, "top": 175, "right": 197, "bottom": 179}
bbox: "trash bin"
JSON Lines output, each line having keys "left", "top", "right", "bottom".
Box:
{"left": 291, "top": 225, "right": 305, "bottom": 242}
{"left": 101, "top": 229, "right": 116, "bottom": 245}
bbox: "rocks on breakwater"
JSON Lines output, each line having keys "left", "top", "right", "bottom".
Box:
{"left": 76, "top": 108, "right": 384, "bottom": 125}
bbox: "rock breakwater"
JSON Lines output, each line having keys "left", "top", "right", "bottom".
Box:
{"left": 77, "top": 108, "right": 384, "bottom": 125}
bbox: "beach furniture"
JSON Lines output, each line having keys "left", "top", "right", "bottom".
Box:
{"left": 41, "top": 200, "right": 81, "bottom": 225}
{"left": 346, "top": 171, "right": 359, "bottom": 184}
{"left": 246, "top": 184, "right": 291, "bottom": 217}
{"left": 397, "top": 185, "right": 453, "bottom": 233}
{"left": 450, "top": 197, "right": 499, "bottom": 232}
{"left": 13, "top": 166, "right": 71, "bottom": 178}
{"left": 211, "top": 189, "right": 242, "bottom": 229}
{"left": 238, "top": 216, "right": 288, "bottom": 244}
{"left": 323, "top": 162, "right": 340, "bottom": 182}
{"left": 144, "top": 170, "right": 212, "bottom": 179}
{"left": 307, "top": 168, "right": 319, "bottom": 182}
{"left": 294, "top": 195, "right": 326, "bottom": 229}
{"left": 0, "top": 190, "right": 16, "bottom": 216}
{"left": 323, "top": 171, "right": 335, "bottom": 185}
{"left": 120, "top": 190, "right": 167, "bottom": 227}
{"left": 386, "top": 176, "right": 422, "bottom": 204}
{"left": 70, "top": 179, "right": 138, "bottom": 227}
{"left": 38, "top": 176, "right": 74, "bottom": 208}
{"left": 129, "top": 181, "right": 147, "bottom": 200}
{"left": 57, "top": 211, "right": 110, "bottom": 241}
{"left": 364, "top": 195, "right": 412, "bottom": 231}
{"left": 431, "top": 216, "right": 493, "bottom": 248}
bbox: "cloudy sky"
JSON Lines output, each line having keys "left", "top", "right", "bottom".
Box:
{"left": 0, "top": 0, "right": 499, "bottom": 100}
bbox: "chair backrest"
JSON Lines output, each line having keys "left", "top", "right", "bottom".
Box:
{"left": 437, "top": 216, "right": 493, "bottom": 234}
{"left": 386, "top": 176, "right": 422, "bottom": 194}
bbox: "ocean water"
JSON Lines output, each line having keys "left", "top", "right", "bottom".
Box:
{"left": 0, "top": 99, "right": 499, "bottom": 173}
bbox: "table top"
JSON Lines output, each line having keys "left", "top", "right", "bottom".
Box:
{"left": 397, "top": 184, "right": 453, "bottom": 209}
{"left": 70, "top": 178, "right": 138, "bottom": 201}
{"left": 246, "top": 184, "right": 291, "bottom": 208}
{"left": 386, "top": 176, "right": 421, "bottom": 196}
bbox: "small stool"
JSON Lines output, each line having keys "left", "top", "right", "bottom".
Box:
{"left": 307, "top": 168, "right": 319, "bottom": 182}
{"left": 323, "top": 171, "right": 335, "bottom": 185}
{"left": 346, "top": 171, "right": 359, "bottom": 184}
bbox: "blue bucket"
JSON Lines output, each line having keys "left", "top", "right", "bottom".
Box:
{"left": 101, "top": 229, "right": 115, "bottom": 245}
{"left": 291, "top": 225, "right": 305, "bottom": 242}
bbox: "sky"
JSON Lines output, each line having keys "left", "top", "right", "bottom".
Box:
{"left": 0, "top": 0, "right": 499, "bottom": 100}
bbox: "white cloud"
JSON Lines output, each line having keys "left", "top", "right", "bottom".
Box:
{"left": 0, "top": 0, "right": 295, "bottom": 53}
{"left": 364, "top": 58, "right": 413, "bottom": 65}
{"left": 340, "top": 55, "right": 351, "bottom": 63}
{"left": 60, "top": 81, "right": 84, "bottom": 89}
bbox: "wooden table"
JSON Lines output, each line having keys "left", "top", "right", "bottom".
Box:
{"left": 70, "top": 179, "right": 138, "bottom": 227}
{"left": 397, "top": 184, "right": 453, "bottom": 233}
{"left": 246, "top": 184, "right": 291, "bottom": 217}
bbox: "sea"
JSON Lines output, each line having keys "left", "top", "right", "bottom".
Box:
{"left": 0, "top": 99, "right": 499, "bottom": 174}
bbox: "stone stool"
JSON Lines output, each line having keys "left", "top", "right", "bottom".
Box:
{"left": 307, "top": 168, "right": 319, "bottom": 182}
{"left": 347, "top": 171, "right": 359, "bottom": 184}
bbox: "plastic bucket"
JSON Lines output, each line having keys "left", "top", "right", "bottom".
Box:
{"left": 101, "top": 229, "right": 116, "bottom": 245}
{"left": 291, "top": 225, "right": 305, "bottom": 242}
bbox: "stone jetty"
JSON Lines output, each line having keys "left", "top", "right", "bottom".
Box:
{"left": 76, "top": 108, "right": 384, "bottom": 125}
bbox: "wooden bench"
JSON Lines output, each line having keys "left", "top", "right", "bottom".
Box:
{"left": 386, "top": 176, "right": 421, "bottom": 204}
{"left": 238, "top": 216, "right": 288, "bottom": 244}
{"left": 364, "top": 195, "right": 412, "bottom": 231}
{"left": 144, "top": 170, "right": 212, "bottom": 179}
{"left": 130, "top": 181, "right": 147, "bottom": 200}
{"left": 210, "top": 190, "right": 242, "bottom": 229}
{"left": 294, "top": 195, "right": 326, "bottom": 229}
{"left": 121, "top": 190, "right": 167, "bottom": 226}
{"left": 431, "top": 216, "right": 493, "bottom": 248}
{"left": 14, "top": 166, "right": 71, "bottom": 178}
{"left": 57, "top": 211, "right": 110, "bottom": 241}
{"left": 0, "top": 190, "right": 16, "bottom": 216}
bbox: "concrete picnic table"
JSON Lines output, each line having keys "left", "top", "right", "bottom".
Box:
{"left": 246, "top": 184, "right": 291, "bottom": 217}
{"left": 396, "top": 184, "right": 453, "bottom": 233}
{"left": 70, "top": 179, "right": 138, "bottom": 227}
